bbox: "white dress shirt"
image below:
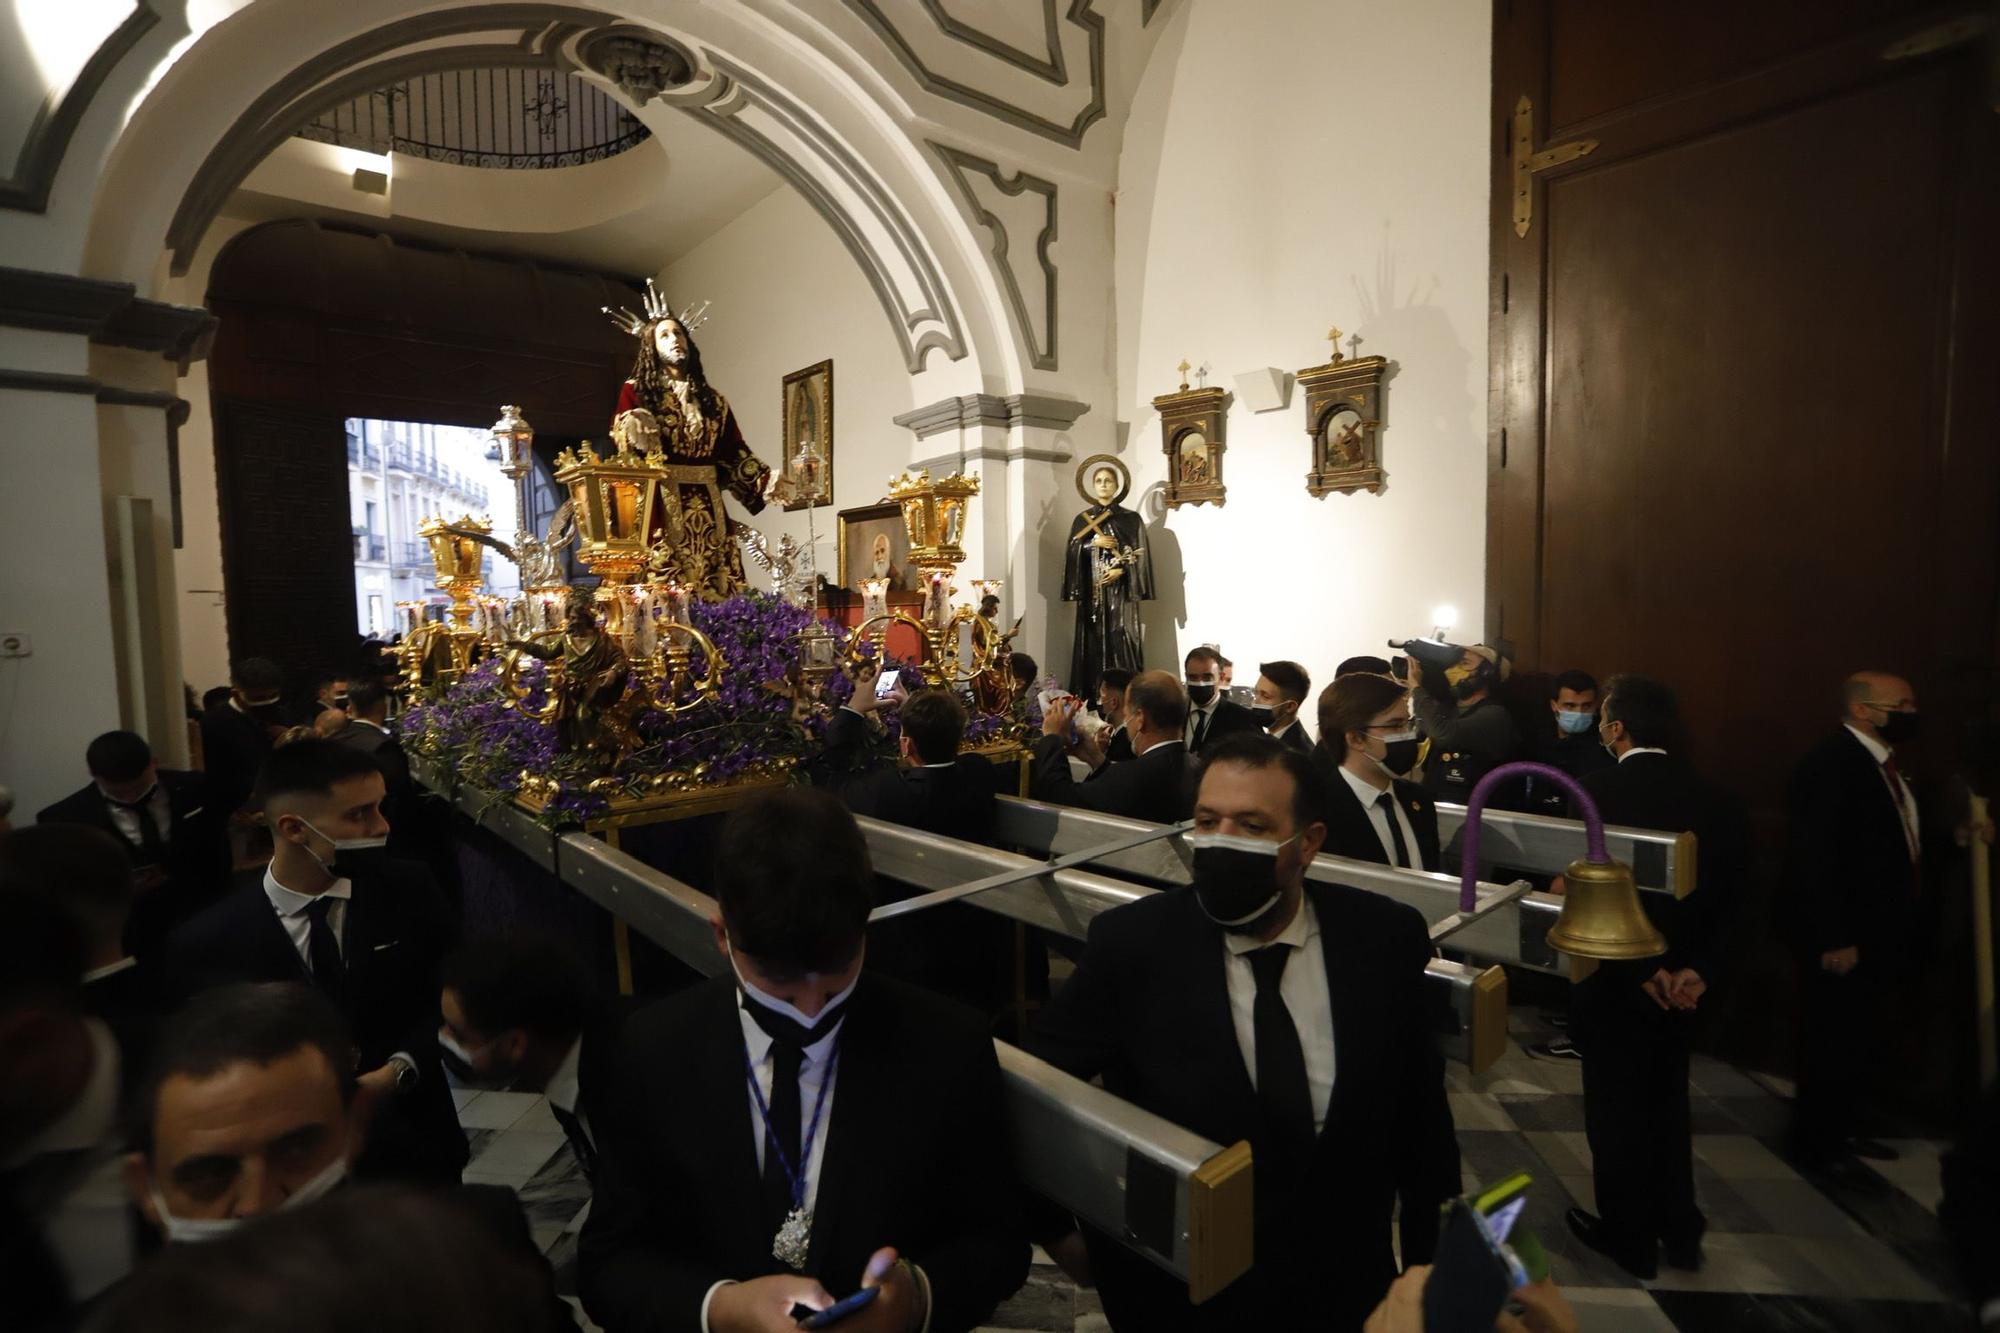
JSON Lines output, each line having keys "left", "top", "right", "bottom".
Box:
{"left": 1843, "top": 723, "right": 1920, "bottom": 860}
{"left": 1186, "top": 695, "right": 1222, "bottom": 747}
{"left": 1272, "top": 719, "right": 1310, "bottom": 748}
{"left": 262, "top": 866, "right": 352, "bottom": 967}
{"left": 1222, "top": 896, "right": 1335, "bottom": 1132}
{"left": 2, "top": 1018, "right": 131, "bottom": 1301}
{"left": 99, "top": 781, "right": 172, "bottom": 855}
{"left": 1337, "top": 765, "right": 1423, "bottom": 870}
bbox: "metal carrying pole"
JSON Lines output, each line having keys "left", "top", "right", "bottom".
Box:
{"left": 868, "top": 820, "right": 1192, "bottom": 922}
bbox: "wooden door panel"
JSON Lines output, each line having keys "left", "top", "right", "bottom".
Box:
{"left": 1537, "top": 65, "right": 1962, "bottom": 795}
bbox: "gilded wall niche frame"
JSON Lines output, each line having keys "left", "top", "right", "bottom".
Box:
{"left": 1298, "top": 330, "right": 1388, "bottom": 497}
{"left": 1152, "top": 364, "right": 1227, "bottom": 508}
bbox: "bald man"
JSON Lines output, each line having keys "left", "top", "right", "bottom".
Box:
{"left": 1784, "top": 670, "right": 1923, "bottom": 1169}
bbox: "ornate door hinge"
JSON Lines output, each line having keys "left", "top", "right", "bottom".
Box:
{"left": 1511, "top": 94, "right": 1598, "bottom": 238}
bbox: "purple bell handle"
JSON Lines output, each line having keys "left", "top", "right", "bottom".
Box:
{"left": 1458, "top": 760, "right": 1608, "bottom": 911}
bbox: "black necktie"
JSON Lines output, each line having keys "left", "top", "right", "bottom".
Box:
{"left": 1375, "top": 791, "right": 1411, "bottom": 868}
{"left": 1192, "top": 708, "right": 1211, "bottom": 752}
{"left": 1247, "top": 945, "right": 1316, "bottom": 1161}
{"left": 303, "top": 898, "right": 345, "bottom": 1007}
{"left": 551, "top": 1103, "right": 597, "bottom": 1179}
{"left": 109, "top": 793, "right": 167, "bottom": 865}
{"left": 760, "top": 1037, "right": 805, "bottom": 1227}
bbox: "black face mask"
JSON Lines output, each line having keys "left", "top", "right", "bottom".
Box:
{"left": 249, "top": 701, "right": 290, "bottom": 725}
{"left": 299, "top": 819, "right": 391, "bottom": 881}
{"left": 1186, "top": 683, "right": 1217, "bottom": 706}
{"left": 1249, "top": 704, "right": 1275, "bottom": 728}
{"left": 1188, "top": 832, "right": 1295, "bottom": 932}
{"left": 1375, "top": 736, "right": 1421, "bottom": 777}
{"left": 1875, "top": 711, "right": 1921, "bottom": 746}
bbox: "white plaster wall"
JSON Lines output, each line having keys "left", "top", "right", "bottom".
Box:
{"left": 658, "top": 186, "right": 940, "bottom": 597}
{"left": 1113, "top": 0, "right": 1490, "bottom": 707}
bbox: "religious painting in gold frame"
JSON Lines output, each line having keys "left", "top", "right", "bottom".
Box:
{"left": 780, "top": 359, "right": 834, "bottom": 512}
{"left": 1153, "top": 379, "right": 1228, "bottom": 509}
{"left": 1297, "top": 348, "right": 1389, "bottom": 497}
{"left": 836, "top": 500, "right": 917, "bottom": 594}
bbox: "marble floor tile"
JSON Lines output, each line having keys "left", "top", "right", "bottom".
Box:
{"left": 471, "top": 1128, "right": 566, "bottom": 1176}
{"left": 1497, "top": 1093, "right": 1589, "bottom": 1132}
{"left": 1565, "top": 1285, "right": 1681, "bottom": 1332}
{"left": 1640, "top": 1232, "right": 1819, "bottom": 1296}
{"left": 510, "top": 1098, "right": 564, "bottom": 1136}
{"left": 1730, "top": 1177, "right": 1868, "bottom": 1238}
{"left": 1787, "top": 1234, "right": 1942, "bottom": 1302}
{"left": 1694, "top": 1135, "right": 1800, "bottom": 1181}
{"left": 1447, "top": 1090, "right": 1517, "bottom": 1131}
{"left": 1520, "top": 1129, "right": 1593, "bottom": 1177}
{"left": 457, "top": 1089, "right": 542, "bottom": 1130}
{"left": 452, "top": 1088, "right": 483, "bottom": 1113}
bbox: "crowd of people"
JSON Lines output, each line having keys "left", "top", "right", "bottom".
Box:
{"left": 0, "top": 634, "right": 1990, "bottom": 1332}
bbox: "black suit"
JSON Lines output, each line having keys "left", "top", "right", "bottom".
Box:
{"left": 1102, "top": 726, "right": 1135, "bottom": 764}
{"left": 1029, "top": 736, "right": 1193, "bottom": 825}
{"left": 38, "top": 771, "right": 232, "bottom": 958}
{"left": 1313, "top": 753, "right": 1441, "bottom": 872}
{"left": 197, "top": 703, "right": 275, "bottom": 817}
{"left": 1031, "top": 883, "right": 1460, "bottom": 1331}
{"left": 1783, "top": 727, "right": 1921, "bottom": 1160}
{"left": 331, "top": 719, "right": 459, "bottom": 902}
{"left": 1569, "top": 752, "right": 1748, "bottom": 1258}
{"left": 1186, "top": 698, "right": 1258, "bottom": 757}
{"left": 165, "top": 859, "right": 467, "bottom": 1185}
{"left": 840, "top": 755, "right": 997, "bottom": 844}
{"left": 1272, "top": 722, "right": 1313, "bottom": 757}
{"left": 579, "top": 974, "right": 1028, "bottom": 1333}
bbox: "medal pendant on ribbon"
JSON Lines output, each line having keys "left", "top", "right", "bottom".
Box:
{"left": 773, "top": 1205, "right": 813, "bottom": 1270}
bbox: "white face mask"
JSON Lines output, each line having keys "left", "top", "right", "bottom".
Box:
{"left": 436, "top": 1028, "right": 491, "bottom": 1071}
{"left": 150, "top": 1153, "right": 348, "bottom": 1244}
{"left": 726, "top": 945, "right": 861, "bottom": 1033}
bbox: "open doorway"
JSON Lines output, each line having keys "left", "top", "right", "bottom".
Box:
{"left": 345, "top": 418, "right": 520, "bottom": 636}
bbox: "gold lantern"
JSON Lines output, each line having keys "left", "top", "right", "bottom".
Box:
{"left": 553, "top": 438, "right": 662, "bottom": 588}
{"left": 888, "top": 469, "right": 979, "bottom": 576}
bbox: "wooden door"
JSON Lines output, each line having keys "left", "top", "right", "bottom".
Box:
{"left": 1488, "top": 2, "right": 2000, "bottom": 820}
{"left": 214, "top": 399, "right": 359, "bottom": 698}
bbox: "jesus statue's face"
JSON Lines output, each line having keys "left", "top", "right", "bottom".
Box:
{"left": 1090, "top": 467, "right": 1119, "bottom": 504}
{"left": 653, "top": 320, "right": 687, "bottom": 366}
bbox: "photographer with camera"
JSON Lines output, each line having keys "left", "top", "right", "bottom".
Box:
{"left": 1397, "top": 640, "right": 1521, "bottom": 806}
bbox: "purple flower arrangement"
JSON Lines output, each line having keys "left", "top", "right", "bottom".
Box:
{"left": 403, "top": 592, "right": 1017, "bottom": 828}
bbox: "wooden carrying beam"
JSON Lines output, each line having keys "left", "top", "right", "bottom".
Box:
{"left": 444, "top": 794, "right": 1253, "bottom": 1302}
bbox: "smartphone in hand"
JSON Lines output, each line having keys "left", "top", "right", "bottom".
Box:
{"left": 797, "top": 1286, "right": 879, "bottom": 1329}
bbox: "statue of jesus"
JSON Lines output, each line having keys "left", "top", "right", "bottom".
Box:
{"left": 605, "top": 284, "right": 774, "bottom": 600}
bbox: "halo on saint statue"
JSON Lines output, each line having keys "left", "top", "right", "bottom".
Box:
{"left": 1074, "top": 454, "right": 1132, "bottom": 508}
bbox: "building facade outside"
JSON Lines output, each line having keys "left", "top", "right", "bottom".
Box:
{"left": 347, "top": 418, "right": 519, "bottom": 635}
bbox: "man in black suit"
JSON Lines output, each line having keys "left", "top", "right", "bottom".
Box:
{"left": 198, "top": 656, "right": 291, "bottom": 820}
{"left": 38, "top": 730, "right": 231, "bottom": 958}
{"left": 1559, "top": 676, "right": 1747, "bottom": 1279}
{"left": 0, "top": 885, "right": 134, "bottom": 1327}
{"left": 1251, "top": 660, "right": 1314, "bottom": 755}
{"left": 1030, "top": 670, "right": 1194, "bottom": 825}
{"left": 1522, "top": 669, "right": 1613, "bottom": 815}
{"left": 1785, "top": 670, "right": 1925, "bottom": 1169}
{"left": 1032, "top": 733, "right": 1460, "bottom": 1331}
{"left": 166, "top": 740, "right": 465, "bottom": 1186}
{"left": 580, "top": 789, "right": 1027, "bottom": 1333}
{"left": 331, "top": 679, "right": 458, "bottom": 902}
{"left": 120, "top": 982, "right": 566, "bottom": 1324}
{"left": 440, "top": 935, "right": 619, "bottom": 1181}
{"left": 1094, "top": 666, "right": 1136, "bottom": 764}
{"left": 1, "top": 824, "right": 166, "bottom": 1071}
{"left": 1183, "top": 645, "right": 1258, "bottom": 757}
{"left": 1311, "top": 672, "right": 1440, "bottom": 871}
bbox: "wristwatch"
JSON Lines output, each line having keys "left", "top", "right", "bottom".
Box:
{"left": 388, "top": 1054, "right": 420, "bottom": 1092}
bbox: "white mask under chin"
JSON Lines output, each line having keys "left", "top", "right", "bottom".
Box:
{"left": 151, "top": 1154, "right": 348, "bottom": 1244}
{"left": 726, "top": 945, "right": 859, "bottom": 1031}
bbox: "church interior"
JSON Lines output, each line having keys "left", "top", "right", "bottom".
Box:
{"left": 3, "top": 2, "right": 1998, "bottom": 1331}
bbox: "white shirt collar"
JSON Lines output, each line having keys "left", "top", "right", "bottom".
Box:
{"left": 1842, "top": 722, "right": 1891, "bottom": 764}
{"left": 1617, "top": 746, "right": 1669, "bottom": 764}
{"left": 1339, "top": 762, "right": 1391, "bottom": 802}
{"left": 736, "top": 977, "right": 857, "bottom": 1066}
{"left": 1137, "top": 736, "right": 1184, "bottom": 758}
{"left": 3, "top": 1019, "right": 119, "bottom": 1167}
{"left": 546, "top": 1034, "right": 585, "bottom": 1115}
{"left": 262, "top": 864, "right": 352, "bottom": 917}
{"left": 82, "top": 957, "right": 138, "bottom": 984}
{"left": 1223, "top": 892, "right": 1319, "bottom": 957}
{"left": 919, "top": 760, "right": 956, "bottom": 769}
{"left": 352, "top": 717, "right": 390, "bottom": 734}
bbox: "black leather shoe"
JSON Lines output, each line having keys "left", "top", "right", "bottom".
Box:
{"left": 1847, "top": 1137, "right": 1900, "bottom": 1161}
{"left": 1565, "top": 1207, "right": 1657, "bottom": 1280}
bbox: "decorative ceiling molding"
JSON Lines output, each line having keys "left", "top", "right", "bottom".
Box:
{"left": 842, "top": 0, "right": 1106, "bottom": 149}
{"left": 894, "top": 390, "right": 1088, "bottom": 439}
{"left": 3, "top": 4, "right": 159, "bottom": 213}
{"left": 0, "top": 264, "right": 216, "bottom": 366}
{"left": 676, "top": 53, "right": 968, "bottom": 373}
{"left": 165, "top": 4, "right": 619, "bottom": 276}
{"left": 1142, "top": 0, "right": 1165, "bottom": 25}
{"left": 934, "top": 145, "right": 1058, "bottom": 371}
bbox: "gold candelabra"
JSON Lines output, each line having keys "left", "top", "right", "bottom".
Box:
{"left": 399, "top": 514, "right": 494, "bottom": 690}
{"left": 842, "top": 470, "right": 997, "bottom": 689}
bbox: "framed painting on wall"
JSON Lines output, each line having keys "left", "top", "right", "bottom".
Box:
{"left": 836, "top": 500, "right": 917, "bottom": 594}
{"left": 780, "top": 359, "right": 833, "bottom": 511}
